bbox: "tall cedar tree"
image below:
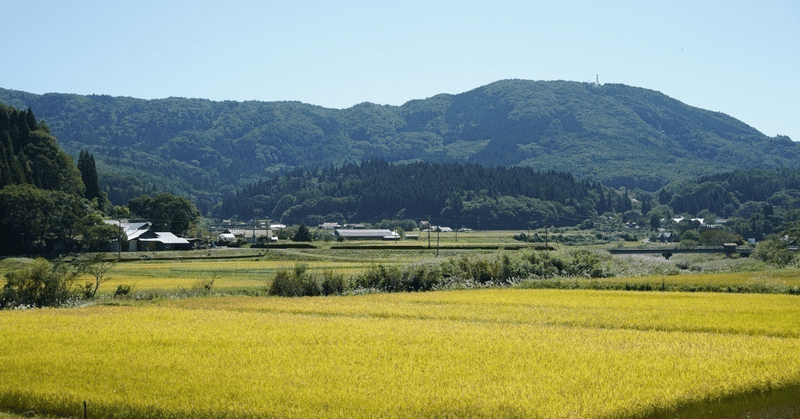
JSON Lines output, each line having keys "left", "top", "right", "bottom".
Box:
{"left": 78, "top": 150, "right": 101, "bottom": 203}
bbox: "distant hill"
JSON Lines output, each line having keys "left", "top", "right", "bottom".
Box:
{"left": 0, "top": 80, "right": 796, "bottom": 206}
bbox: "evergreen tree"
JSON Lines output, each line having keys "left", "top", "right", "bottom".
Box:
{"left": 25, "top": 107, "right": 37, "bottom": 131}
{"left": 292, "top": 223, "right": 312, "bottom": 242}
{"left": 640, "top": 198, "right": 652, "bottom": 216}
{"left": 78, "top": 150, "right": 101, "bottom": 202}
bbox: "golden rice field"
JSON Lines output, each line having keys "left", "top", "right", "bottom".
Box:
{"left": 96, "top": 259, "right": 380, "bottom": 292}
{"left": 2, "top": 289, "right": 800, "bottom": 418}
{"left": 549, "top": 269, "right": 800, "bottom": 294}
{"left": 81, "top": 257, "right": 800, "bottom": 296}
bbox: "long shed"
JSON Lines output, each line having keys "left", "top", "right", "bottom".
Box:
{"left": 334, "top": 229, "right": 400, "bottom": 240}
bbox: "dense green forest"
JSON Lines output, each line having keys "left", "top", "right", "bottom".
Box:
{"left": 658, "top": 168, "right": 800, "bottom": 217}
{"left": 215, "top": 159, "right": 632, "bottom": 228}
{"left": 214, "top": 159, "right": 800, "bottom": 240}
{"left": 1, "top": 80, "right": 795, "bottom": 208}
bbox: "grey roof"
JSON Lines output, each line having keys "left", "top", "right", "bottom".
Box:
{"left": 225, "top": 229, "right": 270, "bottom": 238}
{"left": 138, "top": 232, "right": 190, "bottom": 245}
{"left": 105, "top": 220, "right": 152, "bottom": 241}
{"left": 335, "top": 229, "right": 400, "bottom": 239}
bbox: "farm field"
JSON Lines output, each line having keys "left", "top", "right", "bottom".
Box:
{"left": 0, "top": 247, "right": 436, "bottom": 293}
{"left": 1, "top": 289, "right": 799, "bottom": 418}
{"left": 5, "top": 246, "right": 799, "bottom": 297}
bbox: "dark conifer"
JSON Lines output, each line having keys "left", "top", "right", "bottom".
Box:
{"left": 25, "top": 107, "right": 37, "bottom": 131}
{"left": 78, "top": 150, "right": 102, "bottom": 202}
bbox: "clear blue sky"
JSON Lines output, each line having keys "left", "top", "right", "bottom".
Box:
{"left": 2, "top": 0, "right": 798, "bottom": 142}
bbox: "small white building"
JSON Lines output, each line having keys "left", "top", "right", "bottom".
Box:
{"left": 319, "top": 222, "right": 342, "bottom": 230}
{"left": 334, "top": 229, "right": 401, "bottom": 240}
{"left": 217, "top": 233, "right": 237, "bottom": 242}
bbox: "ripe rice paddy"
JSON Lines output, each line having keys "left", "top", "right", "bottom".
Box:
{"left": 101, "top": 259, "right": 378, "bottom": 292}
{"left": 1, "top": 289, "right": 799, "bottom": 418}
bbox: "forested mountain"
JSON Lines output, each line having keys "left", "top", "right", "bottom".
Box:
{"left": 217, "top": 159, "right": 632, "bottom": 228}
{"left": 0, "top": 80, "right": 796, "bottom": 209}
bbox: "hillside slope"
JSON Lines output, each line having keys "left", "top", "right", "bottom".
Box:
{"left": 0, "top": 80, "right": 795, "bottom": 203}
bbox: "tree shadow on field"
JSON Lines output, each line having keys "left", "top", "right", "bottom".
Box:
{"left": 638, "top": 385, "right": 800, "bottom": 419}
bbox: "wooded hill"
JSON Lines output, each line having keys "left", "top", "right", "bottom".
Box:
{"left": 217, "top": 159, "right": 632, "bottom": 228}
{"left": 1, "top": 80, "right": 795, "bottom": 207}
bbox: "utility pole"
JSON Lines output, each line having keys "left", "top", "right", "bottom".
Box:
{"left": 116, "top": 219, "right": 122, "bottom": 259}
{"left": 436, "top": 227, "right": 440, "bottom": 257}
{"left": 427, "top": 218, "right": 431, "bottom": 249}
{"left": 545, "top": 225, "right": 549, "bottom": 250}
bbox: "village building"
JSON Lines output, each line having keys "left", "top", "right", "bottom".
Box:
{"left": 105, "top": 220, "right": 192, "bottom": 251}
{"left": 319, "top": 222, "right": 342, "bottom": 230}
{"left": 334, "top": 229, "right": 401, "bottom": 241}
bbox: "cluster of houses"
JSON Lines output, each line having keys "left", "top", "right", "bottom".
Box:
{"left": 105, "top": 219, "right": 457, "bottom": 252}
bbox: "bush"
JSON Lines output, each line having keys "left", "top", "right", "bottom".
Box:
{"left": 114, "top": 284, "right": 133, "bottom": 298}
{"left": 269, "top": 270, "right": 302, "bottom": 297}
{"left": 355, "top": 264, "right": 404, "bottom": 291}
{"left": 268, "top": 264, "right": 345, "bottom": 297}
{"left": 193, "top": 277, "right": 216, "bottom": 294}
{"left": 321, "top": 270, "right": 347, "bottom": 295}
{"left": 564, "top": 249, "right": 608, "bottom": 278}
{"left": 0, "top": 258, "right": 78, "bottom": 308}
{"left": 266, "top": 250, "right": 612, "bottom": 298}
{"left": 753, "top": 238, "right": 794, "bottom": 268}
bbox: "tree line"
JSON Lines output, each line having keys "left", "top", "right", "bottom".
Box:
{"left": 214, "top": 159, "right": 632, "bottom": 228}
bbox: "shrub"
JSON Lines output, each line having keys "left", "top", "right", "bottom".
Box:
{"left": 269, "top": 270, "right": 302, "bottom": 297}
{"left": 753, "top": 238, "right": 794, "bottom": 268}
{"left": 193, "top": 277, "right": 216, "bottom": 294}
{"left": 114, "top": 284, "right": 133, "bottom": 298}
{"left": 269, "top": 264, "right": 345, "bottom": 297}
{"left": 403, "top": 264, "right": 442, "bottom": 291}
{"left": 0, "top": 258, "right": 78, "bottom": 308}
{"left": 355, "top": 264, "right": 403, "bottom": 292}
{"left": 321, "top": 271, "right": 346, "bottom": 295}
{"left": 564, "top": 249, "right": 608, "bottom": 278}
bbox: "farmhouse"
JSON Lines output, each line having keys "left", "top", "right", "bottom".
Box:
{"left": 334, "top": 229, "right": 401, "bottom": 240}
{"left": 105, "top": 220, "right": 191, "bottom": 251}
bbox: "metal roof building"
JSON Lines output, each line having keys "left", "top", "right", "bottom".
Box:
{"left": 334, "top": 229, "right": 400, "bottom": 240}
